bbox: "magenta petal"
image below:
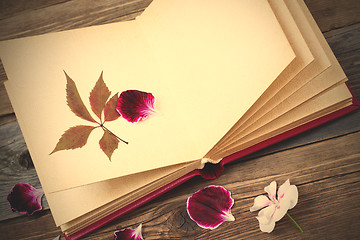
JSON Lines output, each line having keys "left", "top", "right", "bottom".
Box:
{"left": 199, "top": 163, "right": 224, "bottom": 180}
{"left": 114, "top": 224, "right": 144, "bottom": 240}
{"left": 187, "top": 185, "right": 235, "bottom": 229}
{"left": 116, "top": 90, "right": 155, "bottom": 123}
{"left": 7, "top": 183, "right": 44, "bottom": 215}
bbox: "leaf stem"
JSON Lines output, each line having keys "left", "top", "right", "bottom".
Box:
{"left": 287, "top": 213, "right": 303, "bottom": 233}
{"left": 101, "top": 125, "right": 128, "bottom": 144}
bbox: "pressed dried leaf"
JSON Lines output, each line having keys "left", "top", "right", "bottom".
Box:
{"left": 89, "top": 71, "right": 111, "bottom": 121}
{"left": 65, "top": 71, "right": 96, "bottom": 123}
{"left": 51, "top": 125, "right": 96, "bottom": 154}
{"left": 104, "top": 93, "right": 121, "bottom": 122}
{"left": 187, "top": 185, "right": 235, "bottom": 229}
{"left": 114, "top": 224, "right": 144, "bottom": 240}
{"left": 7, "top": 183, "right": 44, "bottom": 215}
{"left": 99, "top": 129, "right": 119, "bottom": 160}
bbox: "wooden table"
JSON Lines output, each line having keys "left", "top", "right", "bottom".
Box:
{"left": 0, "top": 1, "right": 359, "bottom": 239}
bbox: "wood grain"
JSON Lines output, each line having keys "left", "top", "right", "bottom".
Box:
{"left": 0, "top": 0, "right": 359, "bottom": 239}
{"left": 304, "top": 0, "right": 360, "bottom": 32}
{"left": 1, "top": 132, "right": 359, "bottom": 239}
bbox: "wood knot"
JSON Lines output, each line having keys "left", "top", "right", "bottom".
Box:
{"left": 18, "top": 150, "right": 34, "bottom": 169}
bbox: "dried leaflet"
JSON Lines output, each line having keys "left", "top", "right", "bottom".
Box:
{"left": 51, "top": 72, "right": 125, "bottom": 160}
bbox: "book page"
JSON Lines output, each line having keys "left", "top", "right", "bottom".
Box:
{"left": 209, "top": 0, "right": 348, "bottom": 157}
{"left": 138, "top": 0, "right": 295, "bottom": 162}
{"left": 213, "top": 83, "right": 352, "bottom": 159}
{"left": 46, "top": 161, "right": 195, "bottom": 226}
{"left": 0, "top": 0, "right": 294, "bottom": 193}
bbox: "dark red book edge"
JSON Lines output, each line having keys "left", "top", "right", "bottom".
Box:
{"left": 65, "top": 83, "right": 359, "bottom": 240}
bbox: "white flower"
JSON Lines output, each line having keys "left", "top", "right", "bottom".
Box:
{"left": 250, "top": 179, "right": 298, "bottom": 233}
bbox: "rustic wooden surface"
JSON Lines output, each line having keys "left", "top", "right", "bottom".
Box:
{"left": 0, "top": 0, "right": 359, "bottom": 239}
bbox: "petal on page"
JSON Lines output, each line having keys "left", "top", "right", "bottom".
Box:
{"left": 7, "top": 183, "right": 44, "bottom": 215}
{"left": 114, "top": 224, "right": 144, "bottom": 240}
{"left": 187, "top": 185, "right": 235, "bottom": 229}
{"left": 116, "top": 90, "right": 155, "bottom": 123}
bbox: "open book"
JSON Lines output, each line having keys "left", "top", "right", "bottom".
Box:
{"left": 0, "top": 0, "right": 358, "bottom": 239}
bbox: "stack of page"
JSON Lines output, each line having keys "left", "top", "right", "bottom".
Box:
{"left": 0, "top": 0, "right": 357, "bottom": 239}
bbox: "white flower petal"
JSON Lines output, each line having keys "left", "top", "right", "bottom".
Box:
{"left": 250, "top": 195, "right": 271, "bottom": 212}
{"left": 258, "top": 204, "right": 276, "bottom": 225}
{"left": 283, "top": 185, "right": 298, "bottom": 209}
{"left": 264, "top": 181, "right": 277, "bottom": 203}
{"left": 277, "top": 179, "right": 290, "bottom": 201}
{"left": 272, "top": 200, "right": 290, "bottom": 222}
{"left": 256, "top": 217, "right": 276, "bottom": 233}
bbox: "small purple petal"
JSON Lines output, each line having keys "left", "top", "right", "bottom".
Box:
{"left": 187, "top": 185, "right": 235, "bottom": 229}
{"left": 199, "top": 163, "right": 224, "bottom": 180}
{"left": 114, "top": 224, "right": 144, "bottom": 240}
{"left": 116, "top": 90, "right": 155, "bottom": 123}
{"left": 7, "top": 183, "right": 44, "bottom": 215}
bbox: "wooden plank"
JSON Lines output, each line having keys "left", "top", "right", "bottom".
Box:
{"left": 0, "top": 1, "right": 359, "bottom": 239}
{"left": 0, "top": 0, "right": 151, "bottom": 41}
{"left": 304, "top": 0, "right": 360, "bottom": 32}
{"left": 0, "top": 82, "right": 13, "bottom": 116}
{"left": 0, "top": 0, "right": 71, "bottom": 20}
{"left": 0, "top": 121, "right": 49, "bottom": 221}
{"left": 1, "top": 131, "right": 359, "bottom": 239}
{"left": 0, "top": 210, "right": 61, "bottom": 240}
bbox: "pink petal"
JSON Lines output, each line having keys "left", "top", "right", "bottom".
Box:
{"left": 187, "top": 185, "right": 235, "bottom": 229}
{"left": 7, "top": 183, "right": 44, "bottom": 215}
{"left": 116, "top": 90, "right": 155, "bottom": 123}
{"left": 114, "top": 224, "right": 143, "bottom": 240}
{"left": 250, "top": 195, "right": 272, "bottom": 212}
{"left": 198, "top": 163, "right": 224, "bottom": 180}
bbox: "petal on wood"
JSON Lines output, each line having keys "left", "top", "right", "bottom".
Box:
{"left": 99, "top": 129, "right": 119, "bottom": 160}
{"left": 250, "top": 195, "right": 271, "bottom": 212}
{"left": 114, "top": 224, "right": 144, "bottom": 240}
{"left": 264, "top": 181, "right": 277, "bottom": 203}
{"left": 89, "top": 71, "right": 111, "bottom": 120}
{"left": 7, "top": 183, "right": 44, "bottom": 215}
{"left": 65, "top": 71, "right": 96, "bottom": 123}
{"left": 187, "top": 185, "right": 235, "bottom": 229}
{"left": 50, "top": 125, "right": 96, "bottom": 154}
{"left": 104, "top": 93, "right": 121, "bottom": 122}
